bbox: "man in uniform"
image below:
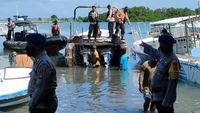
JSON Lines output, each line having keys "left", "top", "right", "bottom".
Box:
{"left": 139, "top": 57, "right": 157, "bottom": 112}
{"left": 26, "top": 33, "right": 58, "bottom": 113}
{"left": 140, "top": 34, "right": 180, "bottom": 113}
{"left": 88, "top": 6, "right": 99, "bottom": 42}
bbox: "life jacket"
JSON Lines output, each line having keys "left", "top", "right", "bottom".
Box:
{"left": 52, "top": 25, "right": 59, "bottom": 32}
{"left": 116, "top": 9, "right": 125, "bottom": 23}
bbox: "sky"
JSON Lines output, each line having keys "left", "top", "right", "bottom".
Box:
{"left": 0, "top": 0, "right": 199, "bottom": 19}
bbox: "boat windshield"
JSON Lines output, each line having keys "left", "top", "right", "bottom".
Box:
{"left": 3, "top": 67, "right": 31, "bottom": 80}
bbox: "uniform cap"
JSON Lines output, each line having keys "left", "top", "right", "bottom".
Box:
{"left": 107, "top": 4, "right": 111, "bottom": 8}
{"left": 124, "top": 6, "right": 128, "bottom": 12}
{"left": 26, "top": 33, "right": 46, "bottom": 46}
{"left": 158, "top": 34, "right": 176, "bottom": 44}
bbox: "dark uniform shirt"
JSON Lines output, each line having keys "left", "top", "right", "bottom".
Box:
{"left": 88, "top": 10, "right": 98, "bottom": 24}
{"left": 143, "top": 44, "right": 180, "bottom": 107}
{"left": 28, "top": 51, "right": 57, "bottom": 110}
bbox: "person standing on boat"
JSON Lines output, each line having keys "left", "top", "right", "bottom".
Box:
{"left": 106, "top": 4, "right": 115, "bottom": 38}
{"left": 26, "top": 33, "right": 58, "bottom": 113}
{"left": 115, "top": 6, "right": 131, "bottom": 40}
{"left": 88, "top": 6, "right": 99, "bottom": 42}
{"left": 5, "top": 18, "right": 14, "bottom": 40}
{"left": 140, "top": 34, "right": 180, "bottom": 113}
{"left": 51, "top": 20, "right": 60, "bottom": 36}
{"left": 139, "top": 57, "right": 157, "bottom": 112}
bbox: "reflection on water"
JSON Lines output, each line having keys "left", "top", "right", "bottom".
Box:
{"left": 55, "top": 67, "right": 143, "bottom": 113}
{"left": 3, "top": 59, "right": 200, "bottom": 113}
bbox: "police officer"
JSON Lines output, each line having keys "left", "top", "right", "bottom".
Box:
{"left": 26, "top": 33, "right": 58, "bottom": 113}
{"left": 140, "top": 34, "right": 180, "bottom": 113}
{"left": 88, "top": 6, "right": 99, "bottom": 42}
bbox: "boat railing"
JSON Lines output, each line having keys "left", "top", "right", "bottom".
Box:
{"left": 71, "top": 5, "right": 118, "bottom": 38}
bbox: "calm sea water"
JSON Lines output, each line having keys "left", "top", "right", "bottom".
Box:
{"left": 1, "top": 22, "right": 200, "bottom": 113}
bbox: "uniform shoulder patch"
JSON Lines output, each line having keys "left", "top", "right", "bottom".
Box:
{"left": 168, "top": 60, "right": 180, "bottom": 80}
{"left": 37, "top": 64, "right": 49, "bottom": 78}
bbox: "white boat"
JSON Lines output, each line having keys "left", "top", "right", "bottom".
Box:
{"left": 0, "top": 67, "right": 31, "bottom": 108}
{"left": 132, "top": 15, "right": 200, "bottom": 85}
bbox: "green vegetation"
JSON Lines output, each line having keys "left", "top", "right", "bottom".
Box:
{"left": 75, "top": 6, "right": 199, "bottom": 22}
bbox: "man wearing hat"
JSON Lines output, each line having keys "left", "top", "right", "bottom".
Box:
{"left": 140, "top": 34, "right": 180, "bottom": 113}
{"left": 26, "top": 33, "right": 58, "bottom": 113}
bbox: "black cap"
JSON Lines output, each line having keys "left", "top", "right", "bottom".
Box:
{"left": 124, "top": 6, "right": 128, "bottom": 12}
{"left": 107, "top": 4, "right": 111, "bottom": 8}
{"left": 92, "top": 6, "right": 96, "bottom": 8}
{"left": 26, "top": 33, "right": 46, "bottom": 46}
{"left": 158, "top": 34, "right": 176, "bottom": 44}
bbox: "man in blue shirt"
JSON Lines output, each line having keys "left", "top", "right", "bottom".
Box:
{"left": 120, "top": 48, "right": 128, "bottom": 70}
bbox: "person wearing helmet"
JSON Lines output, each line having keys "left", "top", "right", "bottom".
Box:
{"left": 140, "top": 34, "right": 179, "bottom": 113}
{"left": 106, "top": 4, "right": 115, "bottom": 38}
{"left": 51, "top": 20, "right": 60, "bottom": 36}
{"left": 115, "top": 6, "right": 131, "bottom": 40}
{"left": 26, "top": 33, "right": 58, "bottom": 113}
{"left": 88, "top": 6, "right": 99, "bottom": 42}
{"left": 5, "top": 18, "right": 14, "bottom": 40}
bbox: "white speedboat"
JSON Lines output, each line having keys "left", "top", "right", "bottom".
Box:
{"left": 133, "top": 15, "right": 200, "bottom": 85}
{"left": 0, "top": 67, "right": 31, "bottom": 108}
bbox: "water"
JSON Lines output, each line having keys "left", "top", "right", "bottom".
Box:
{"left": 1, "top": 22, "right": 200, "bottom": 113}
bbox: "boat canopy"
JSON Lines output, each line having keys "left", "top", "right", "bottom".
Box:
{"left": 14, "top": 21, "right": 36, "bottom": 27}
{"left": 151, "top": 15, "right": 200, "bottom": 26}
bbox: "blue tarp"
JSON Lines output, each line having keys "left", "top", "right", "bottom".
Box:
{"left": 191, "top": 48, "right": 200, "bottom": 57}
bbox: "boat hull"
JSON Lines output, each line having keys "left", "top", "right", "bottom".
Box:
{"left": 0, "top": 67, "right": 31, "bottom": 108}
{"left": 3, "top": 35, "right": 68, "bottom": 55}
{"left": 0, "top": 90, "right": 29, "bottom": 108}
